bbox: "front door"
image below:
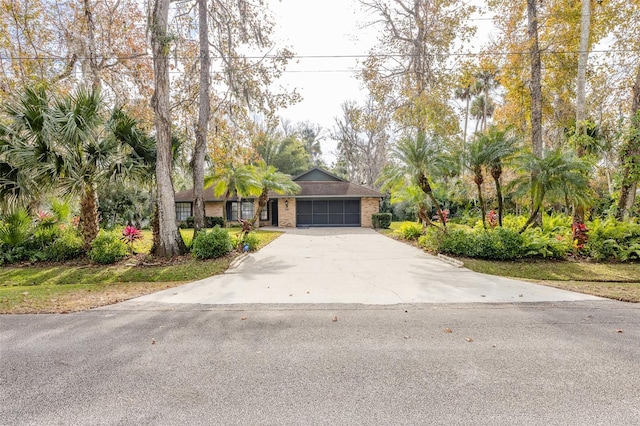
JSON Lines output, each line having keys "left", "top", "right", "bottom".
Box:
{"left": 271, "top": 199, "right": 278, "bottom": 226}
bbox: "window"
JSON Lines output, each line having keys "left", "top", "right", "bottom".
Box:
{"left": 228, "top": 201, "right": 254, "bottom": 221}
{"left": 176, "top": 203, "right": 192, "bottom": 221}
{"left": 260, "top": 206, "right": 268, "bottom": 221}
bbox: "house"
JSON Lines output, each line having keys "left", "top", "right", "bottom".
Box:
{"left": 174, "top": 167, "right": 383, "bottom": 228}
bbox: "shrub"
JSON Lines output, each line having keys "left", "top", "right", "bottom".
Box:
{"left": 475, "top": 227, "right": 524, "bottom": 260}
{"left": 418, "top": 227, "right": 445, "bottom": 252}
{"left": 242, "top": 232, "right": 260, "bottom": 251}
{"left": 44, "top": 231, "right": 85, "bottom": 262}
{"left": 89, "top": 231, "right": 129, "bottom": 264}
{"left": 191, "top": 226, "right": 233, "bottom": 260}
{"left": 438, "top": 228, "right": 477, "bottom": 257}
{"left": 521, "top": 228, "right": 571, "bottom": 259}
{"left": 587, "top": 218, "right": 640, "bottom": 262}
{"left": 0, "top": 208, "right": 33, "bottom": 248}
{"left": 206, "top": 216, "right": 225, "bottom": 228}
{"left": 372, "top": 213, "right": 393, "bottom": 229}
{"left": 420, "top": 226, "right": 524, "bottom": 260}
{"left": 395, "top": 222, "right": 423, "bottom": 240}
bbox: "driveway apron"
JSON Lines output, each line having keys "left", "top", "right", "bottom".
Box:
{"left": 133, "top": 228, "right": 601, "bottom": 305}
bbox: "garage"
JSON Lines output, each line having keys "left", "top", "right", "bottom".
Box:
{"left": 296, "top": 199, "right": 361, "bottom": 227}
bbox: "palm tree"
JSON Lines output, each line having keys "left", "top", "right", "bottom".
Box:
{"left": 391, "top": 184, "right": 433, "bottom": 227}
{"left": 204, "top": 163, "right": 261, "bottom": 225}
{"left": 2, "top": 86, "right": 151, "bottom": 249}
{"left": 249, "top": 162, "right": 300, "bottom": 229}
{"left": 466, "top": 136, "right": 491, "bottom": 228}
{"left": 476, "top": 126, "right": 520, "bottom": 226}
{"left": 454, "top": 85, "right": 472, "bottom": 145}
{"left": 378, "top": 132, "right": 452, "bottom": 231}
{"left": 509, "top": 149, "right": 592, "bottom": 233}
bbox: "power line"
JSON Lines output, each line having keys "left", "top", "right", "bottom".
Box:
{"left": 0, "top": 48, "right": 636, "bottom": 63}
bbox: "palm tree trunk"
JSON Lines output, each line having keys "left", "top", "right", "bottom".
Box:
{"left": 79, "top": 183, "right": 99, "bottom": 250}
{"left": 251, "top": 190, "right": 268, "bottom": 229}
{"left": 476, "top": 180, "right": 486, "bottom": 229}
{"left": 495, "top": 177, "right": 504, "bottom": 227}
{"left": 418, "top": 173, "right": 447, "bottom": 231}
{"left": 519, "top": 203, "right": 542, "bottom": 234}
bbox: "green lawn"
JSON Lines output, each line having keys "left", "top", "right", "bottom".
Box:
{"left": 377, "top": 223, "right": 640, "bottom": 303}
{"left": 0, "top": 228, "right": 282, "bottom": 314}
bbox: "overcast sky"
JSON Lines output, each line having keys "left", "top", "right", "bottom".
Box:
{"left": 267, "top": 0, "right": 494, "bottom": 163}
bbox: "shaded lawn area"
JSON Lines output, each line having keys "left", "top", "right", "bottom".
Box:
{"left": 0, "top": 229, "right": 281, "bottom": 314}
{"left": 460, "top": 258, "right": 640, "bottom": 303}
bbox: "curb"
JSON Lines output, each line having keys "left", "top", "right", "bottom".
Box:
{"left": 437, "top": 254, "right": 464, "bottom": 268}
{"left": 226, "top": 253, "right": 249, "bottom": 272}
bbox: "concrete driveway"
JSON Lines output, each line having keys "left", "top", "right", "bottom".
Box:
{"left": 133, "top": 228, "right": 600, "bottom": 305}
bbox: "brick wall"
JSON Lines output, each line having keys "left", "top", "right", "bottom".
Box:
{"left": 360, "top": 197, "right": 380, "bottom": 228}
{"left": 278, "top": 198, "right": 296, "bottom": 228}
{"left": 205, "top": 202, "right": 224, "bottom": 218}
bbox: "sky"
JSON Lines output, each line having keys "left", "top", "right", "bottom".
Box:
{"left": 267, "top": 0, "right": 378, "bottom": 160}
{"left": 266, "top": 0, "right": 495, "bottom": 163}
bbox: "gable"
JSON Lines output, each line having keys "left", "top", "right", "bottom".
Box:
{"left": 293, "top": 168, "right": 344, "bottom": 182}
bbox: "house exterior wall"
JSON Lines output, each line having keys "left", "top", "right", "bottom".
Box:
{"left": 360, "top": 197, "right": 379, "bottom": 228}
{"left": 205, "top": 201, "right": 224, "bottom": 218}
{"left": 278, "top": 198, "right": 296, "bottom": 228}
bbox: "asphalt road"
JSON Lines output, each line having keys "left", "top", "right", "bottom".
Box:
{"left": 2, "top": 300, "right": 639, "bottom": 425}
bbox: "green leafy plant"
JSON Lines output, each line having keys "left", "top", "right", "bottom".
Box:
{"left": 0, "top": 208, "right": 33, "bottom": 247}
{"left": 44, "top": 231, "right": 85, "bottom": 262}
{"left": 236, "top": 232, "right": 260, "bottom": 252}
{"left": 395, "top": 221, "right": 423, "bottom": 240}
{"left": 587, "top": 218, "right": 640, "bottom": 262}
{"left": 191, "top": 226, "right": 233, "bottom": 260}
{"left": 88, "top": 231, "right": 129, "bottom": 264}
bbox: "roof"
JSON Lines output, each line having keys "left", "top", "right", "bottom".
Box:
{"left": 174, "top": 167, "right": 383, "bottom": 202}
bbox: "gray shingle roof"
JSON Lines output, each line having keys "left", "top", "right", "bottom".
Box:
{"left": 174, "top": 168, "right": 382, "bottom": 202}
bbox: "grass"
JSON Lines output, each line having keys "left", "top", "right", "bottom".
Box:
{"left": 461, "top": 258, "right": 640, "bottom": 303}
{"left": 378, "top": 221, "right": 640, "bottom": 303}
{"left": 0, "top": 228, "right": 282, "bottom": 314}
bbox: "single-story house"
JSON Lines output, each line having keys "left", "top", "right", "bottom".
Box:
{"left": 174, "top": 167, "right": 383, "bottom": 228}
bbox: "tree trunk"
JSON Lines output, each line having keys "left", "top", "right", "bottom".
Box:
{"left": 491, "top": 164, "right": 504, "bottom": 226}
{"left": 251, "top": 190, "right": 268, "bottom": 229}
{"left": 151, "top": 0, "right": 187, "bottom": 257}
{"left": 79, "top": 183, "right": 99, "bottom": 251}
{"left": 616, "top": 66, "right": 640, "bottom": 221}
{"left": 527, "top": 0, "right": 543, "bottom": 228}
{"left": 573, "top": 0, "right": 591, "bottom": 229}
{"left": 474, "top": 169, "right": 486, "bottom": 228}
{"left": 192, "top": 0, "right": 210, "bottom": 240}
{"left": 418, "top": 173, "right": 447, "bottom": 231}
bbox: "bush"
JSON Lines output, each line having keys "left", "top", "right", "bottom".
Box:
{"left": 206, "top": 216, "right": 225, "bottom": 228}
{"left": 240, "top": 232, "right": 260, "bottom": 252}
{"left": 44, "top": 231, "right": 85, "bottom": 262}
{"left": 437, "top": 228, "right": 477, "bottom": 257}
{"left": 395, "top": 222, "right": 423, "bottom": 240}
{"left": 88, "top": 231, "right": 129, "bottom": 264}
{"left": 587, "top": 218, "right": 640, "bottom": 262}
{"left": 419, "top": 226, "right": 524, "bottom": 260}
{"left": 372, "top": 213, "right": 393, "bottom": 229}
{"left": 191, "top": 226, "right": 233, "bottom": 260}
{"left": 520, "top": 228, "right": 571, "bottom": 259}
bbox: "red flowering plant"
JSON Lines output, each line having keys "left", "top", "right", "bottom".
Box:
{"left": 487, "top": 210, "right": 498, "bottom": 228}
{"left": 571, "top": 220, "right": 588, "bottom": 251}
{"left": 122, "top": 225, "right": 143, "bottom": 254}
